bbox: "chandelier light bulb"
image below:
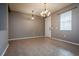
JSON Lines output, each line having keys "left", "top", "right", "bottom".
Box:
{"left": 47, "top": 12, "right": 51, "bottom": 16}
{"left": 45, "top": 10, "right": 48, "bottom": 13}
{"left": 32, "top": 17, "right": 34, "bottom": 20}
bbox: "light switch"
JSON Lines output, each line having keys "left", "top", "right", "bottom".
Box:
{"left": 49, "top": 27, "right": 51, "bottom": 30}
{"left": 55, "top": 27, "right": 58, "bottom": 29}
{"left": 51, "top": 27, "right": 53, "bottom": 30}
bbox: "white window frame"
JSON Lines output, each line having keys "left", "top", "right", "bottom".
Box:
{"left": 60, "top": 10, "right": 72, "bottom": 31}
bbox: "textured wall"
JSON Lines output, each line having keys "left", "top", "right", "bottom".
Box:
{"left": 9, "top": 11, "right": 44, "bottom": 39}
{"left": 0, "top": 4, "right": 8, "bottom": 55}
{"left": 51, "top": 4, "right": 79, "bottom": 44}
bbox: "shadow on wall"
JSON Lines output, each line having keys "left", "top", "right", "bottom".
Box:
{"left": 0, "top": 4, "right": 8, "bottom": 55}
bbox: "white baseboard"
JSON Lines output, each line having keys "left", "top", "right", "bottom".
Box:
{"left": 9, "top": 36, "right": 44, "bottom": 41}
{"left": 51, "top": 37, "right": 79, "bottom": 46}
{"left": 1, "top": 44, "right": 9, "bottom": 56}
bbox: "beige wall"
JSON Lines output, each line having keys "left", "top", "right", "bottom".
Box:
{"left": 9, "top": 11, "right": 45, "bottom": 39}
{"left": 51, "top": 3, "right": 79, "bottom": 44}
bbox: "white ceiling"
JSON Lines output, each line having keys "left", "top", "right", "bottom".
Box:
{"left": 9, "top": 3, "right": 71, "bottom": 16}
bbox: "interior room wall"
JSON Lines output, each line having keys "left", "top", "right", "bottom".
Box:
{"left": 45, "top": 16, "right": 51, "bottom": 37}
{"left": 0, "top": 4, "right": 8, "bottom": 55}
{"left": 9, "top": 11, "right": 45, "bottom": 39}
{"left": 51, "top": 3, "right": 79, "bottom": 44}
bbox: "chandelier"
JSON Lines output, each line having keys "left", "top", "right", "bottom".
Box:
{"left": 31, "top": 10, "right": 34, "bottom": 20}
{"left": 40, "top": 3, "right": 51, "bottom": 17}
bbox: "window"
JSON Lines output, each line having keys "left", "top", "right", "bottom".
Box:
{"left": 60, "top": 10, "right": 72, "bottom": 30}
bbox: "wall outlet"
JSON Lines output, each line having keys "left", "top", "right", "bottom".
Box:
{"left": 64, "top": 35, "right": 66, "bottom": 37}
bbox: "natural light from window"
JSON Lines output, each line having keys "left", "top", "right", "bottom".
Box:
{"left": 60, "top": 10, "right": 72, "bottom": 31}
